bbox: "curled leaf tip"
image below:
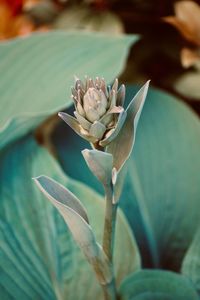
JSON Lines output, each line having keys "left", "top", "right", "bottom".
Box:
{"left": 81, "top": 149, "right": 89, "bottom": 155}
{"left": 32, "top": 175, "right": 43, "bottom": 183}
{"left": 34, "top": 175, "right": 90, "bottom": 224}
{"left": 58, "top": 112, "right": 63, "bottom": 118}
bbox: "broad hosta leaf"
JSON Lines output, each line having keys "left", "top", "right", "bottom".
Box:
{"left": 181, "top": 227, "right": 200, "bottom": 295}
{"left": 124, "top": 86, "right": 200, "bottom": 269}
{"left": 119, "top": 270, "right": 199, "bottom": 300}
{"left": 0, "top": 134, "right": 140, "bottom": 299}
{"left": 52, "top": 85, "right": 200, "bottom": 269}
{"left": 0, "top": 31, "right": 138, "bottom": 150}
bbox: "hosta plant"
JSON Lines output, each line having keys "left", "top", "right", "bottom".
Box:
{"left": 34, "top": 77, "right": 149, "bottom": 299}
{"left": 1, "top": 32, "right": 200, "bottom": 300}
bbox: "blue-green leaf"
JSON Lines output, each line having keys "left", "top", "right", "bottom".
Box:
{"left": 119, "top": 270, "right": 199, "bottom": 300}
{"left": 181, "top": 227, "right": 200, "bottom": 295}
{"left": 0, "top": 31, "right": 138, "bottom": 150}
{"left": 107, "top": 81, "right": 149, "bottom": 172}
{"left": 34, "top": 175, "right": 112, "bottom": 285}
{"left": 34, "top": 175, "right": 89, "bottom": 222}
{"left": 52, "top": 86, "right": 200, "bottom": 270}
{"left": 123, "top": 86, "right": 200, "bottom": 269}
{"left": 0, "top": 134, "right": 140, "bottom": 299}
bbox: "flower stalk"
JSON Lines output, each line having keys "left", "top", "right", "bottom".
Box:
{"left": 35, "top": 76, "right": 149, "bottom": 300}
{"left": 58, "top": 76, "right": 149, "bottom": 299}
{"left": 103, "top": 183, "right": 118, "bottom": 262}
{"left": 102, "top": 279, "right": 118, "bottom": 300}
{"left": 92, "top": 255, "right": 117, "bottom": 300}
{"left": 96, "top": 190, "right": 119, "bottom": 300}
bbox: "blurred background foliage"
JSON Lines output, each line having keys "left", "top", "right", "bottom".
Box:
{"left": 1, "top": 0, "right": 200, "bottom": 112}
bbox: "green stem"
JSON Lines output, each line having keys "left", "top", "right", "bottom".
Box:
{"left": 101, "top": 184, "right": 118, "bottom": 299}
{"left": 103, "top": 184, "right": 118, "bottom": 262}
{"left": 92, "top": 251, "right": 117, "bottom": 300}
{"left": 102, "top": 279, "right": 118, "bottom": 300}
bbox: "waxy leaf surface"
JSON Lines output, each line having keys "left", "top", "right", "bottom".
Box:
{"left": 0, "top": 134, "right": 140, "bottom": 299}
{"left": 119, "top": 270, "right": 199, "bottom": 300}
{"left": 0, "top": 31, "right": 137, "bottom": 150}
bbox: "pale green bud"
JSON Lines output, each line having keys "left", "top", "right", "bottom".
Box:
{"left": 83, "top": 88, "right": 107, "bottom": 122}
{"left": 59, "top": 77, "right": 127, "bottom": 148}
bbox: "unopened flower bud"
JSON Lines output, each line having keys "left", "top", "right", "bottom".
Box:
{"left": 83, "top": 88, "right": 107, "bottom": 122}
{"left": 59, "top": 77, "right": 126, "bottom": 148}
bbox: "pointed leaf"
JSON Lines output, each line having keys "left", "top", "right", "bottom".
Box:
{"left": 34, "top": 175, "right": 112, "bottom": 284}
{"left": 111, "top": 78, "right": 119, "bottom": 93}
{"left": 106, "top": 81, "right": 149, "bottom": 171}
{"left": 82, "top": 149, "right": 113, "bottom": 186}
{"left": 116, "top": 84, "right": 126, "bottom": 107}
{"left": 74, "top": 111, "right": 91, "bottom": 131}
{"left": 100, "top": 110, "right": 127, "bottom": 147}
{"left": 35, "top": 175, "right": 98, "bottom": 259}
{"left": 58, "top": 112, "right": 83, "bottom": 135}
{"left": 0, "top": 134, "right": 140, "bottom": 299}
{"left": 58, "top": 112, "right": 98, "bottom": 143}
{"left": 34, "top": 175, "right": 89, "bottom": 223}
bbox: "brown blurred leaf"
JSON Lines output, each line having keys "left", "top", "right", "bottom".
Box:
{"left": 35, "top": 114, "right": 60, "bottom": 157}
{"left": 174, "top": 69, "right": 200, "bottom": 100}
{"left": 181, "top": 47, "right": 200, "bottom": 68}
{"left": 0, "top": 1, "right": 51, "bottom": 40}
{"left": 164, "top": 1, "right": 200, "bottom": 68}
{"left": 24, "top": 0, "right": 59, "bottom": 23}
{"left": 53, "top": 5, "right": 124, "bottom": 34}
{"left": 164, "top": 1, "right": 200, "bottom": 46}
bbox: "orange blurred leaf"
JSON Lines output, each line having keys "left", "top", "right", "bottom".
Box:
{"left": 164, "top": 1, "right": 200, "bottom": 46}
{"left": 181, "top": 47, "right": 200, "bottom": 68}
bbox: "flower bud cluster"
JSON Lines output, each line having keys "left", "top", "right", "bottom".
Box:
{"left": 70, "top": 77, "right": 126, "bottom": 147}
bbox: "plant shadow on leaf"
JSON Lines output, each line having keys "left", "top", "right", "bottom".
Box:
{"left": 0, "top": 134, "right": 140, "bottom": 300}
{"left": 52, "top": 85, "right": 200, "bottom": 271}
